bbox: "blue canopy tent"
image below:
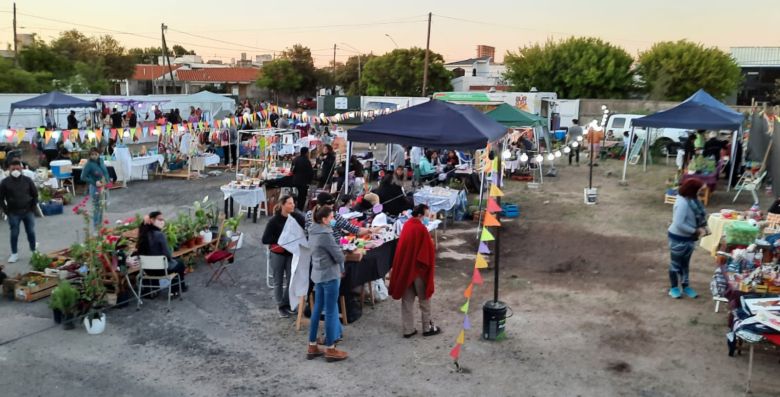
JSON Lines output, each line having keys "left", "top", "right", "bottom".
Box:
{"left": 7, "top": 91, "right": 97, "bottom": 127}
{"left": 347, "top": 99, "right": 507, "bottom": 150}
{"left": 622, "top": 89, "right": 744, "bottom": 189}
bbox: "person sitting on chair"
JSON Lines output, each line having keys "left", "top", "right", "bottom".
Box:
{"left": 419, "top": 150, "right": 438, "bottom": 185}
{"left": 136, "top": 211, "right": 187, "bottom": 293}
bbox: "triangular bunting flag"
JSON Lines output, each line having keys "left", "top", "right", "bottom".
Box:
{"left": 43, "top": 130, "right": 51, "bottom": 144}
{"left": 478, "top": 242, "right": 491, "bottom": 254}
{"left": 483, "top": 212, "right": 501, "bottom": 227}
{"left": 489, "top": 185, "right": 504, "bottom": 197}
{"left": 480, "top": 228, "right": 495, "bottom": 242}
{"left": 475, "top": 253, "right": 488, "bottom": 269}
{"left": 135, "top": 128, "right": 141, "bottom": 139}
{"left": 463, "top": 315, "right": 471, "bottom": 330}
{"left": 456, "top": 330, "right": 465, "bottom": 344}
{"left": 464, "top": 283, "right": 473, "bottom": 299}
{"left": 460, "top": 300, "right": 469, "bottom": 313}
{"left": 449, "top": 343, "right": 461, "bottom": 360}
{"left": 95, "top": 130, "right": 102, "bottom": 142}
{"left": 486, "top": 198, "right": 501, "bottom": 213}
{"left": 472, "top": 268, "right": 483, "bottom": 285}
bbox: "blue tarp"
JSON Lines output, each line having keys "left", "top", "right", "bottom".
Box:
{"left": 10, "top": 91, "right": 96, "bottom": 111}
{"left": 633, "top": 89, "right": 743, "bottom": 130}
{"left": 348, "top": 100, "right": 507, "bottom": 150}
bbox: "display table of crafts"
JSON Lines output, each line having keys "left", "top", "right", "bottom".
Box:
{"left": 414, "top": 186, "right": 462, "bottom": 229}
{"left": 113, "top": 147, "right": 164, "bottom": 184}
{"left": 220, "top": 182, "right": 267, "bottom": 223}
{"left": 190, "top": 153, "right": 221, "bottom": 172}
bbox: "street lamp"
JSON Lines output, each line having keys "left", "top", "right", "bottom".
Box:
{"left": 385, "top": 33, "right": 399, "bottom": 49}
{"left": 340, "top": 42, "right": 363, "bottom": 95}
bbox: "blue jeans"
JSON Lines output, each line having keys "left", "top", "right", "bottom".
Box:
{"left": 308, "top": 278, "right": 341, "bottom": 346}
{"left": 89, "top": 185, "right": 103, "bottom": 230}
{"left": 8, "top": 211, "right": 36, "bottom": 254}
{"left": 669, "top": 238, "right": 695, "bottom": 288}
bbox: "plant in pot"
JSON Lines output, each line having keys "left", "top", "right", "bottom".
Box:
{"left": 30, "top": 251, "right": 53, "bottom": 272}
{"left": 49, "top": 280, "right": 80, "bottom": 329}
{"left": 72, "top": 195, "right": 108, "bottom": 335}
{"left": 164, "top": 221, "right": 181, "bottom": 251}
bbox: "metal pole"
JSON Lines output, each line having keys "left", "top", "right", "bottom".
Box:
{"left": 357, "top": 55, "right": 361, "bottom": 96}
{"left": 727, "top": 126, "right": 740, "bottom": 192}
{"left": 344, "top": 141, "right": 352, "bottom": 195}
{"left": 12, "top": 2, "right": 18, "bottom": 67}
{"left": 621, "top": 126, "right": 635, "bottom": 184}
{"left": 643, "top": 127, "right": 650, "bottom": 172}
{"left": 421, "top": 12, "right": 432, "bottom": 97}
{"left": 333, "top": 44, "right": 337, "bottom": 94}
{"left": 589, "top": 130, "right": 594, "bottom": 189}
{"left": 493, "top": 142, "right": 503, "bottom": 303}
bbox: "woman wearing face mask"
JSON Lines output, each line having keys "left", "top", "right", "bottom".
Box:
{"left": 262, "top": 195, "right": 305, "bottom": 318}
{"left": 306, "top": 205, "right": 348, "bottom": 362}
{"left": 80, "top": 148, "right": 110, "bottom": 231}
{"left": 136, "top": 211, "right": 187, "bottom": 293}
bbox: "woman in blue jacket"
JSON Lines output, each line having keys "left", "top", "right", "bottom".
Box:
{"left": 667, "top": 179, "right": 708, "bottom": 299}
{"left": 80, "top": 148, "right": 110, "bottom": 231}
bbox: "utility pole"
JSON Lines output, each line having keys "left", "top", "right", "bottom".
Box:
{"left": 357, "top": 54, "right": 361, "bottom": 96}
{"left": 333, "top": 44, "right": 337, "bottom": 95}
{"left": 161, "top": 23, "right": 176, "bottom": 94}
{"left": 12, "top": 2, "right": 18, "bottom": 67}
{"left": 421, "top": 12, "right": 432, "bottom": 97}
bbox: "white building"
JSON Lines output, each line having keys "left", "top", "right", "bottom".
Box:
{"left": 443, "top": 56, "right": 509, "bottom": 92}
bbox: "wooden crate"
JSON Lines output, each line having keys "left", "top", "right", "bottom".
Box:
{"left": 14, "top": 272, "right": 59, "bottom": 302}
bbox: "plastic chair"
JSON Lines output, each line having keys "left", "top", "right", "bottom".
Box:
{"left": 50, "top": 161, "right": 74, "bottom": 195}
{"left": 733, "top": 170, "right": 767, "bottom": 205}
{"left": 136, "top": 256, "right": 182, "bottom": 311}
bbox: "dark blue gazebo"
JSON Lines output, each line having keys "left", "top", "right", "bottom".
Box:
{"left": 7, "top": 91, "right": 96, "bottom": 127}
{"left": 622, "top": 90, "right": 744, "bottom": 189}
{"left": 348, "top": 99, "right": 507, "bottom": 150}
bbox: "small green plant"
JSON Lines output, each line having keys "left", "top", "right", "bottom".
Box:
{"left": 68, "top": 242, "right": 86, "bottom": 263}
{"left": 30, "top": 251, "right": 53, "bottom": 272}
{"left": 49, "top": 280, "right": 80, "bottom": 315}
{"left": 164, "top": 222, "right": 181, "bottom": 248}
{"left": 38, "top": 187, "right": 53, "bottom": 203}
{"left": 224, "top": 216, "right": 241, "bottom": 233}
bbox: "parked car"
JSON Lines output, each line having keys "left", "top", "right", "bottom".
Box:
{"left": 297, "top": 97, "right": 316, "bottom": 110}
{"left": 604, "top": 114, "right": 691, "bottom": 156}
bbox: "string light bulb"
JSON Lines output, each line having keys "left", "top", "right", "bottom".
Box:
{"left": 572, "top": 141, "right": 579, "bottom": 148}
{"left": 519, "top": 153, "right": 529, "bottom": 162}
{"left": 547, "top": 153, "right": 555, "bottom": 161}
{"left": 535, "top": 154, "right": 544, "bottom": 163}
{"left": 554, "top": 150, "right": 562, "bottom": 158}
{"left": 576, "top": 136, "right": 583, "bottom": 142}
{"left": 502, "top": 149, "right": 512, "bottom": 160}
{"left": 563, "top": 146, "right": 571, "bottom": 154}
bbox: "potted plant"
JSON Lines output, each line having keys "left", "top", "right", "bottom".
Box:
{"left": 164, "top": 221, "right": 181, "bottom": 250}
{"left": 72, "top": 196, "right": 108, "bottom": 335}
{"left": 49, "top": 280, "right": 80, "bottom": 329}
{"left": 30, "top": 251, "right": 53, "bottom": 272}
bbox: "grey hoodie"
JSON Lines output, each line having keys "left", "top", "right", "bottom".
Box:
{"left": 309, "top": 223, "right": 345, "bottom": 284}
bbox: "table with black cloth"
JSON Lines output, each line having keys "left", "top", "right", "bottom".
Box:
{"left": 340, "top": 239, "right": 398, "bottom": 294}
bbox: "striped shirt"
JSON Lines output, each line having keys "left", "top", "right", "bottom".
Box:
{"left": 305, "top": 210, "right": 360, "bottom": 241}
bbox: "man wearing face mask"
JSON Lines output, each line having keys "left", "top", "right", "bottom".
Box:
{"left": 0, "top": 160, "right": 38, "bottom": 263}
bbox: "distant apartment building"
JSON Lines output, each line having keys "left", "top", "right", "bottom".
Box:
{"left": 730, "top": 47, "right": 780, "bottom": 105}
{"left": 443, "top": 45, "right": 509, "bottom": 92}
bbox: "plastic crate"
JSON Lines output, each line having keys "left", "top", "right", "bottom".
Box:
{"left": 39, "top": 201, "right": 63, "bottom": 216}
{"left": 500, "top": 203, "right": 520, "bottom": 218}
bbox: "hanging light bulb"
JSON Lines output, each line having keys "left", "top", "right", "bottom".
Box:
{"left": 535, "top": 154, "right": 544, "bottom": 163}
{"left": 546, "top": 153, "right": 555, "bottom": 161}
{"left": 502, "top": 149, "right": 512, "bottom": 160}
{"left": 519, "top": 153, "right": 529, "bottom": 162}
{"left": 87, "top": 131, "right": 96, "bottom": 140}
{"left": 123, "top": 130, "right": 130, "bottom": 138}
{"left": 572, "top": 141, "right": 579, "bottom": 148}
{"left": 576, "top": 136, "right": 583, "bottom": 142}
{"left": 563, "top": 146, "right": 571, "bottom": 154}
{"left": 554, "top": 150, "right": 562, "bottom": 158}
{"left": 52, "top": 130, "right": 61, "bottom": 139}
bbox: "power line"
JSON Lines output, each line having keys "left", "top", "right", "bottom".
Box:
{"left": 167, "top": 28, "right": 280, "bottom": 53}
{"left": 189, "top": 15, "right": 428, "bottom": 33}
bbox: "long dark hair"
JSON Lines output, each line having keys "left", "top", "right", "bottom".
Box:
{"left": 137, "top": 211, "right": 163, "bottom": 255}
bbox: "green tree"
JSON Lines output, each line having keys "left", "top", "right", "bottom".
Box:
{"left": 19, "top": 39, "right": 73, "bottom": 80}
{"left": 51, "top": 30, "right": 97, "bottom": 63}
{"left": 94, "top": 35, "right": 134, "bottom": 80}
{"left": 171, "top": 45, "right": 196, "bottom": 57}
{"left": 279, "top": 45, "right": 317, "bottom": 95}
{"left": 636, "top": 40, "right": 742, "bottom": 101}
{"left": 316, "top": 60, "right": 344, "bottom": 91}
{"left": 0, "top": 58, "right": 52, "bottom": 93}
{"left": 128, "top": 47, "right": 163, "bottom": 64}
{"left": 256, "top": 59, "right": 303, "bottom": 96}
{"left": 504, "top": 37, "right": 635, "bottom": 99}
{"left": 337, "top": 54, "right": 375, "bottom": 95}
{"left": 63, "top": 60, "right": 110, "bottom": 94}
{"left": 362, "top": 48, "right": 452, "bottom": 96}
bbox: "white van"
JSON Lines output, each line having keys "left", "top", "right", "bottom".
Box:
{"left": 605, "top": 114, "right": 691, "bottom": 155}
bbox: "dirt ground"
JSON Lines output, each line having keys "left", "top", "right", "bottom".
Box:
{"left": 0, "top": 152, "right": 779, "bottom": 397}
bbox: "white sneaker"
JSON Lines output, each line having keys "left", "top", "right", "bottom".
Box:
{"left": 8, "top": 253, "right": 18, "bottom": 263}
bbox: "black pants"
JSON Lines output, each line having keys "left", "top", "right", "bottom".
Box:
{"left": 223, "top": 144, "right": 237, "bottom": 166}
{"left": 569, "top": 146, "right": 580, "bottom": 165}
{"left": 295, "top": 184, "right": 309, "bottom": 211}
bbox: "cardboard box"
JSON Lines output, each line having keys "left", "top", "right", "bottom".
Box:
{"left": 14, "top": 272, "right": 58, "bottom": 302}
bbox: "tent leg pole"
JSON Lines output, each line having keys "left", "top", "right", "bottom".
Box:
{"left": 643, "top": 128, "right": 649, "bottom": 172}
{"left": 344, "top": 141, "right": 352, "bottom": 196}
{"left": 620, "top": 127, "right": 634, "bottom": 185}
{"left": 727, "top": 127, "right": 740, "bottom": 192}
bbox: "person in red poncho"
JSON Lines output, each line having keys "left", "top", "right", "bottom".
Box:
{"left": 389, "top": 204, "right": 442, "bottom": 338}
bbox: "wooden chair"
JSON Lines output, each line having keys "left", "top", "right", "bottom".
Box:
{"left": 137, "top": 256, "right": 182, "bottom": 311}
{"left": 204, "top": 222, "right": 238, "bottom": 287}
{"left": 295, "top": 292, "right": 348, "bottom": 331}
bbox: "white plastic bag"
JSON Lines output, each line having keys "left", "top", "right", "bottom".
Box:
{"left": 372, "top": 279, "right": 388, "bottom": 301}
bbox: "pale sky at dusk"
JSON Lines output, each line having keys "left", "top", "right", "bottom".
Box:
{"left": 2, "top": 0, "right": 778, "bottom": 66}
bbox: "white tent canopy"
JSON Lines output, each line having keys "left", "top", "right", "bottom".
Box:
{"left": 166, "top": 91, "right": 235, "bottom": 122}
